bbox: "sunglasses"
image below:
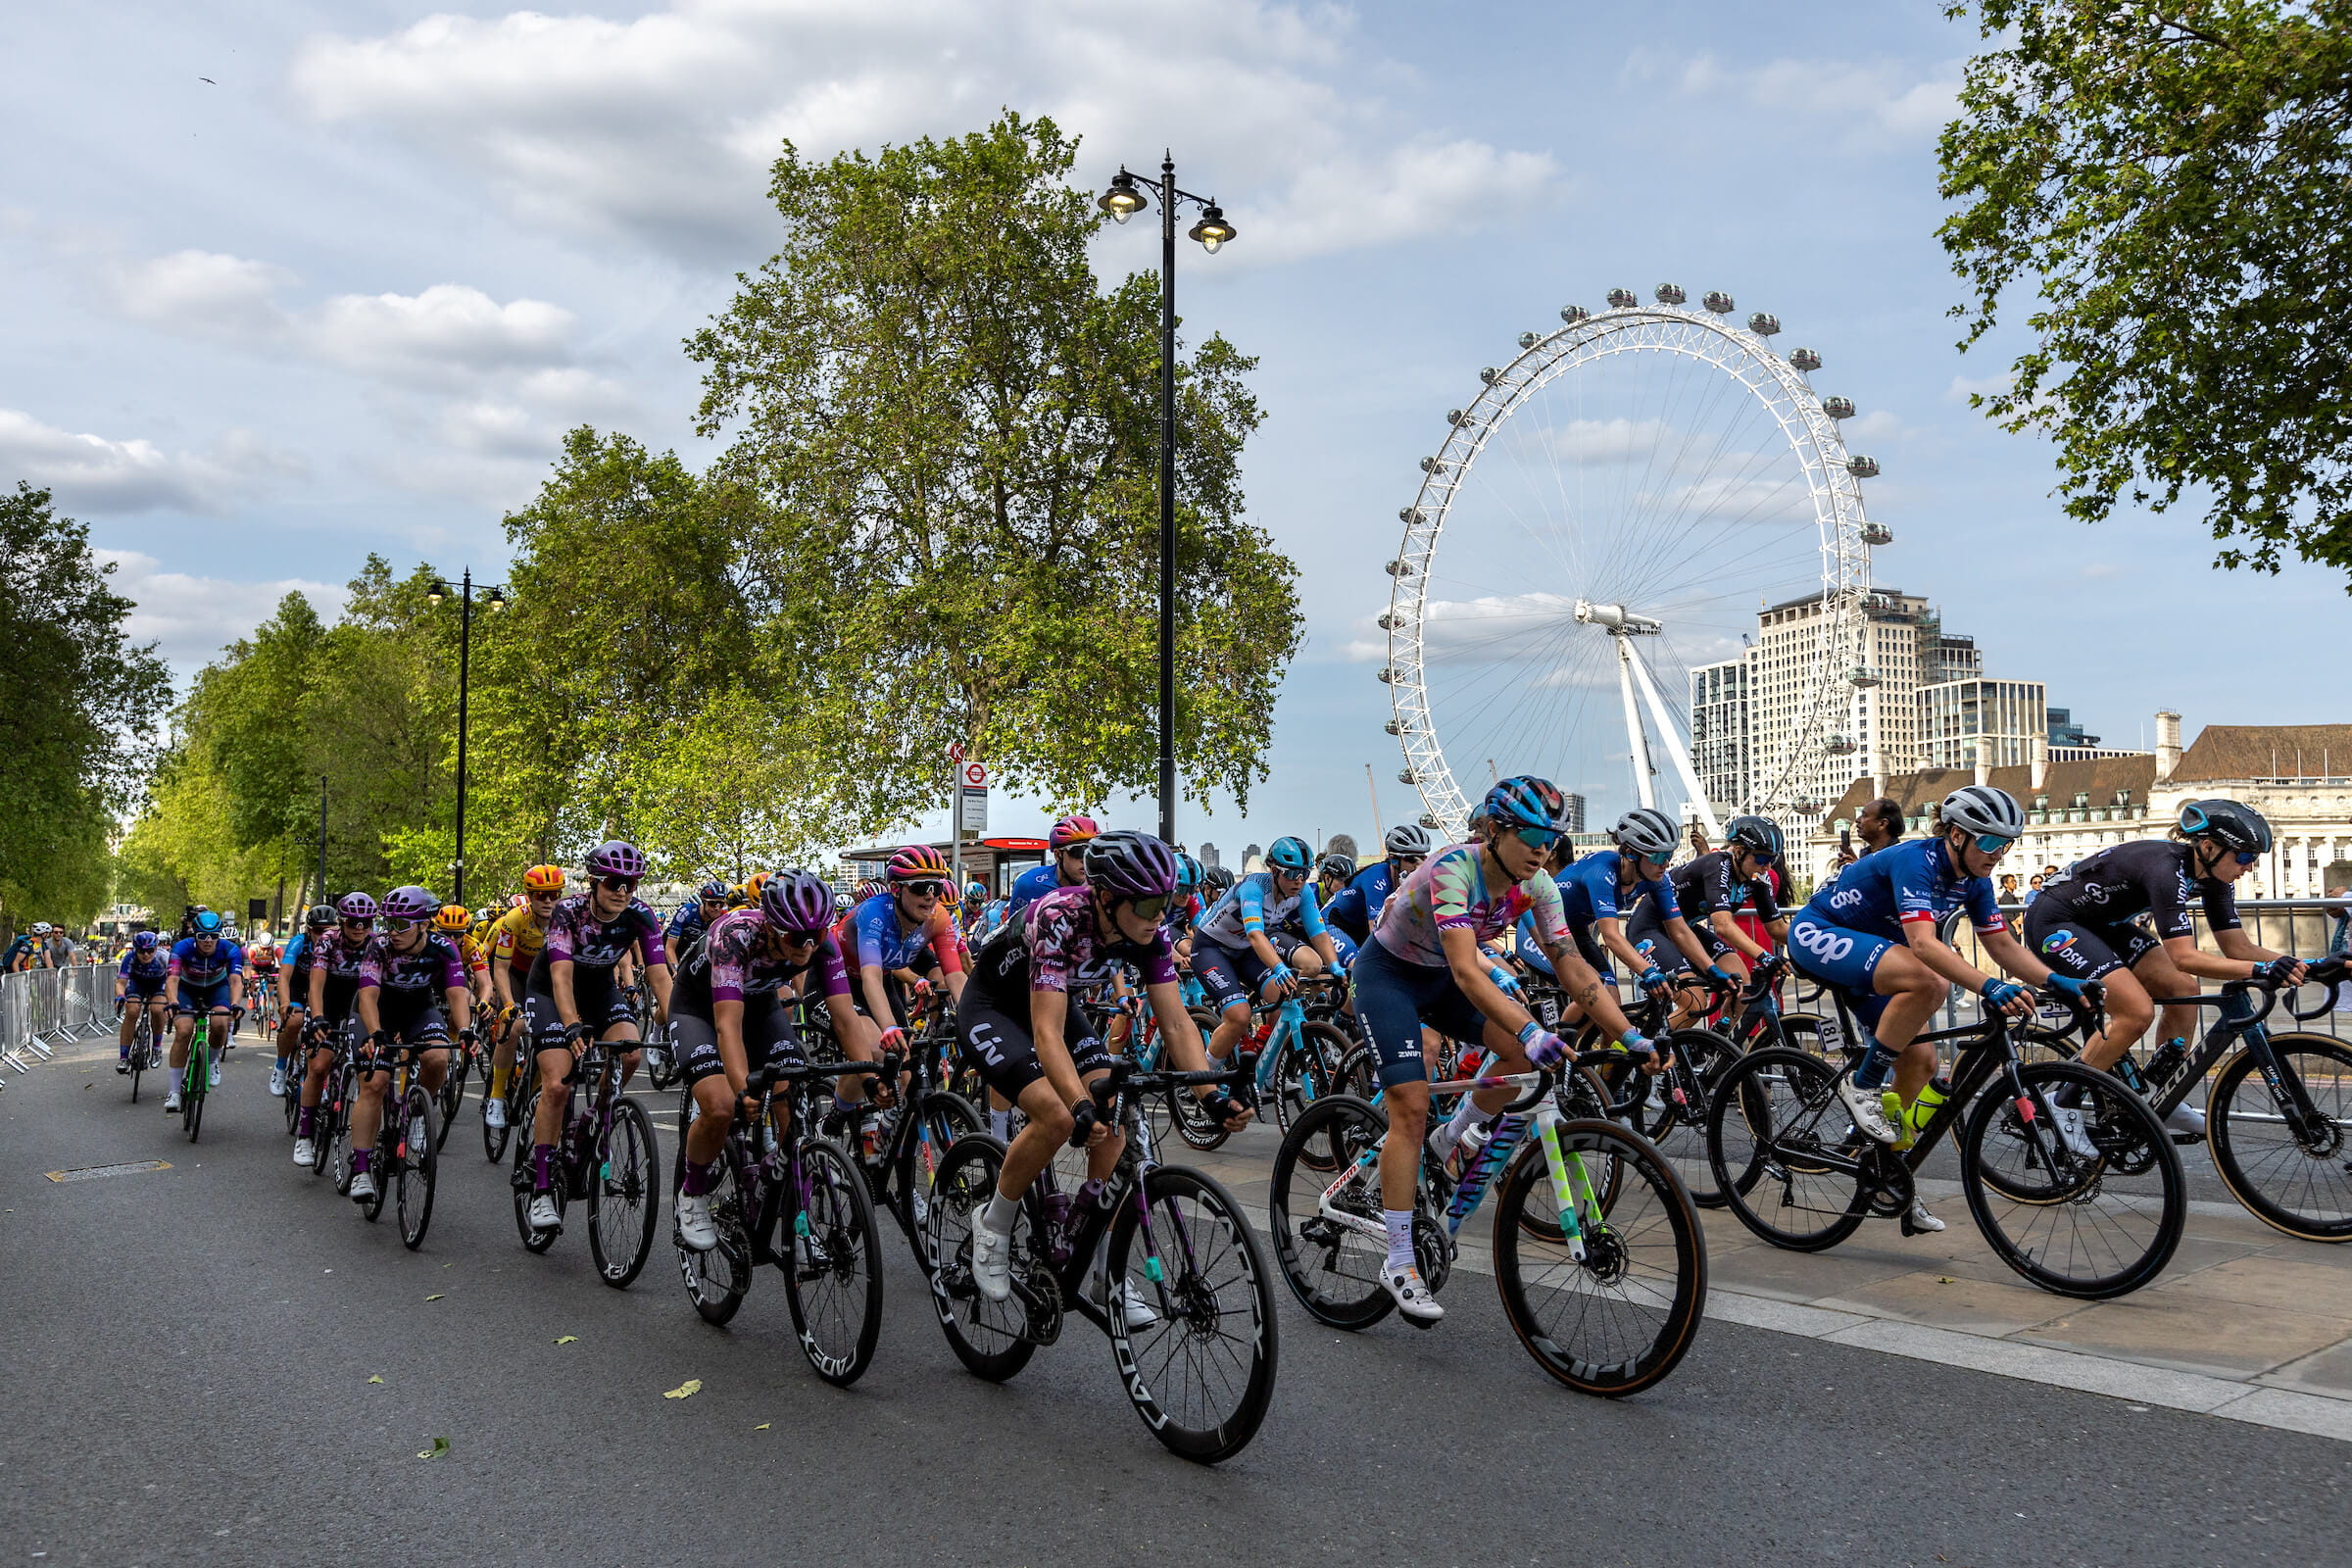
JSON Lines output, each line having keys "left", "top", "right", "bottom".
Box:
{"left": 1513, "top": 826, "right": 1564, "bottom": 852}
{"left": 902, "top": 880, "right": 949, "bottom": 898}
{"left": 777, "top": 929, "right": 822, "bottom": 947}
{"left": 2232, "top": 851, "right": 2259, "bottom": 866}
{"left": 529, "top": 890, "right": 560, "bottom": 902}
{"left": 381, "top": 917, "right": 418, "bottom": 934}
{"left": 596, "top": 875, "right": 639, "bottom": 893}
{"left": 1744, "top": 849, "right": 1779, "bottom": 866}
{"left": 341, "top": 917, "right": 374, "bottom": 929}
{"left": 1125, "top": 894, "right": 1172, "bottom": 921}
{"left": 1973, "top": 834, "right": 2017, "bottom": 856}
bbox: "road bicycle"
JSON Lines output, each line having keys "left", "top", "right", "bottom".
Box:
{"left": 343, "top": 1031, "right": 445, "bottom": 1250}
{"left": 818, "top": 1027, "right": 982, "bottom": 1267}
{"left": 480, "top": 1006, "right": 531, "bottom": 1164}
{"left": 1170, "top": 975, "right": 1349, "bottom": 1152}
{"left": 630, "top": 981, "right": 683, "bottom": 1092}
{"left": 174, "top": 1004, "right": 241, "bottom": 1143}
{"left": 925, "top": 1056, "right": 1279, "bottom": 1464}
{"left": 432, "top": 1026, "right": 470, "bottom": 1146}
{"left": 510, "top": 1036, "right": 661, "bottom": 1287}
{"left": 1269, "top": 1055, "right": 1706, "bottom": 1397}
{"left": 120, "top": 999, "right": 165, "bottom": 1103}
{"left": 673, "top": 1056, "right": 889, "bottom": 1386}
{"left": 1706, "top": 982, "right": 2185, "bottom": 1298}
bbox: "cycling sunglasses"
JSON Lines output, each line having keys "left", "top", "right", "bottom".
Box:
{"left": 1744, "top": 849, "right": 1779, "bottom": 866}
{"left": 902, "top": 879, "right": 951, "bottom": 898}
{"left": 381, "top": 916, "right": 418, "bottom": 934}
{"left": 1512, "top": 825, "right": 1564, "bottom": 852}
{"left": 2232, "top": 850, "right": 2259, "bottom": 866}
{"left": 1973, "top": 833, "right": 2017, "bottom": 856}
{"left": 1125, "top": 894, "right": 1172, "bottom": 921}
{"left": 528, "top": 889, "right": 561, "bottom": 901}
{"left": 777, "top": 928, "right": 823, "bottom": 947}
{"left": 340, "top": 916, "right": 375, "bottom": 929}
{"left": 596, "top": 874, "right": 639, "bottom": 893}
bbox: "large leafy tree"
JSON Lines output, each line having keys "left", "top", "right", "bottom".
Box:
{"left": 688, "top": 110, "right": 1298, "bottom": 819}
{"left": 1939, "top": 1, "right": 2352, "bottom": 576}
{"left": 0, "top": 482, "right": 170, "bottom": 928}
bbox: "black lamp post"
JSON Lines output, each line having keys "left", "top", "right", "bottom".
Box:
{"left": 426, "top": 569, "right": 509, "bottom": 904}
{"left": 1097, "top": 157, "right": 1236, "bottom": 844}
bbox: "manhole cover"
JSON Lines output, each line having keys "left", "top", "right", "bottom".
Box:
{"left": 44, "top": 1160, "right": 172, "bottom": 1183}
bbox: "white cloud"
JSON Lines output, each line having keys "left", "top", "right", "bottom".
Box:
{"left": 1648, "top": 52, "right": 1962, "bottom": 143}
{"left": 0, "top": 410, "right": 303, "bottom": 514}
{"left": 307, "top": 284, "right": 578, "bottom": 384}
{"left": 94, "top": 549, "right": 345, "bottom": 664}
{"left": 289, "top": 0, "right": 1562, "bottom": 267}
{"left": 112, "top": 249, "right": 297, "bottom": 340}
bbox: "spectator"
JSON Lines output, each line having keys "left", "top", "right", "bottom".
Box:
{"left": 1834, "top": 797, "right": 1906, "bottom": 867}
{"left": 2025, "top": 874, "right": 2045, "bottom": 907}
{"left": 1998, "top": 873, "right": 2020, "bottom": 904}
{"left": 4, "top": 925, "right": 43, "bottom": 972}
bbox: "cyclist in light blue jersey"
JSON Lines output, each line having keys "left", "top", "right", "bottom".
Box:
{"left": 1553, "top": 809, "right": 1726, "bottom": 1022}
{"left": 1193, "top": 836, "right": 1342, "bottom": 1068}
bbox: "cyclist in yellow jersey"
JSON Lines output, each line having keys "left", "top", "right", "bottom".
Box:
{"left": 481, "top": 865, "right": 564, "bottom": 1129}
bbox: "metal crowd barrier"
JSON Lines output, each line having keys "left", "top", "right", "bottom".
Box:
{"left": 0, "top": 964, "right": 116, "bottom": 1091}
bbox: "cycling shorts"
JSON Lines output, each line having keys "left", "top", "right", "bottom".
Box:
{"left": 316, "top": 973, "right": 361, "bottom": 1026}
{"left": 121, "top": 980, "right": 168, "bottom": 1003}
{"left": 1189, "top": 937, "right": 1275, "bottom": 1015}
{"left": 844, "top": 970, "right": 914, "bottom": 1031}
{"left": 672, "top": 1001, "right": 805, "bottom": 1087}
{"left": 1351, "top": 934, "right": 1488, "bottom": 1091}
{"left": 956, "top": 989, "right": 1113, "bottom": 1103}
{"left": 174, "top": 979, "right": 235, "bottom": 1015}
{"left": 359, "top": 999, "right": 449, "bottom": 1065}
{"left": 1786, "top": 913, "right": 1896, "bottom": 1029}
{"left": 2021, "top": 905, "right": 2159, "bottom": 983}
{"left": 522, "top": 977, "right": 638, "bottom": 1054}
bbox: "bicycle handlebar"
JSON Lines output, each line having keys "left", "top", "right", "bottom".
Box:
{"left": 2287, "top": 956, "right": 2349, "bottom": 1021}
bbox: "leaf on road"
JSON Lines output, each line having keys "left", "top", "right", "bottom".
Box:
{"left": 754, "top": 1422, "right": 770, "bottom": 1431}
{"left": 662, "top": 1379, "right": 703, "bottom": 1400}
{"left": 367, "top": 1375, "right": 384, "bottom": 1385}
{"left": 416, "top": 1438, "right": 451, "bottom": 1460}
{"left": 554, "top": 1336, "right": 579, "bottom": 1346}
{"left": 1937, "top": 1276, "right": 1954, "bottom": 1285}
{"left": 424, "top": 1294, "right": 445, "bottom": 1301}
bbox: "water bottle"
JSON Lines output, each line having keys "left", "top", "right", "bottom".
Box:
{"left": 1453, "top": 1119, "right": 1492, "bottom": 1173}
{"left": 1041, "top": 1191, "right": 1076, "bottom": 1264}
{"left": 2144, "top": 1038, "right": 2188, "bottom": 1095}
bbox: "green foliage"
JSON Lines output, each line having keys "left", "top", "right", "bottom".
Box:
{"left": 1940, "top": 1, "right": 2352, "bottom": 576}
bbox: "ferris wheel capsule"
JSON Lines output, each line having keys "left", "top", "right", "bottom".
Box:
{"left": 1654, "top": 283, "right": 1687, "bottom": 306}
{"left": 1559, "top": 305, "right": 1590, "bottom": 324}
{"left": 1789, "top": 347, "right": 1822, "bottom": 371}
{"left": 1822, "top": 396, "right": 1856, "bottom": 419}
{"left": 1702, "top": 291, "right": 1735, "bottom": 314}
{"left": 1606, "top": 288, "right": 1638, "bottom": 309}
{"left": 1747, "top": 312, "right": 1781, "bottom": 336}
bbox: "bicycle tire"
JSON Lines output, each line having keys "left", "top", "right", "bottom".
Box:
{"left": 676, "top": 1125, "right": 753, "bottom": 1327}
{"left": 281, "top": 1055, "right": 303, "bottom": 1136}
{"left": 482, "top": 1081, "right": 514, "bottom": 1164}
{"left": 892, "top": 1090, "right": 982, "bottom": 1257}
{"left": 1267, "top": 1094, "right": 1396, "bottom": 1329}
{"left": 783, "top": 1138, "right": 885, "bottom": 1386}
{"left": 588, "top": 1098, "right": 660, "bottom": 1287}
{"left": 435, "top": 1054, "right": 466, "bottom": 1147}
{"left": 182, "top": 1043, "right": 207, "bottom": 1143}
{"left": 1107, "top": 1163, "right": 1279, "bottom": 1463}
{"left": 512, "top": 1091, "right": 560, "bottom": 1253}
{"left": 1704, "top": 1047, "right": 1868, "bottom": 1252}
{"left": 1167, "top": 1067, "right": 1232, "bottom": 1152}
{"left": 1494, "top": 1116, "right": 1706, "bottom": 1396}
{"left": 319, "top": 1067, "right": 348, "bottom": 1188}
{"left": 2207, "top": 1033, "right": 2352, "bottom": 1243}
{"left": 360, "top": 1109, "right": 391, "bottom": 1222}
{"left": 645, "top": 1037, "right": 680, "bottom": 1092}
{"left": 128, "top": 1017, "right": 147, "bottom": 1103}
{"left": 922, "top": 1135, "right": 1038, "bottom": 1382}
{"left": 1961, "top": 1059, "right": 2182, "bottom": 1298}
{"left": 1270, "top": 1021, "right": 1349, "bottom": 1140}
{"left": 397, "top": 1087, "right": 438, "bottom": 1250}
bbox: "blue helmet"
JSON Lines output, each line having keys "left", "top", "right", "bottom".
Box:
{"left": 132, "top": 930, "right": 159, "bottom": 952}
{"left": 1482, "top": 775, "right": 1571, "bottom": 834}
{"left": 1175, "top": 852, "right": 1203, "bottom": 892}
{"left": 192, "top": 909, "right": 223, "bottom": 936}
{"left": 1266, "top": 836, "right": 1313, "bottom": 873}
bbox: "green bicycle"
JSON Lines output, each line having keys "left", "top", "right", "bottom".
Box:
{"left": 176, "top": 1006, "right": 240, "bottom": 1143}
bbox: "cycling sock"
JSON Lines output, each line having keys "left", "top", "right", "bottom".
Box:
{"left": 350, "top": 1148, "right": 370, "bottom": 1175}
{"left": 1445, "top": 1097, "right": 1498, "bottom": 1144}
{"left": 297, "top": 1106, "right": 315, "bottom": 1137}
{"left": 490, "top": 1061, "right": 512, "bottom": 1097}
{"left": 989, "top": 1109, "right": 1012, "bottom": 1140}
{"left": 1383, "top": 1209, "right": 1417, "bottom": 1273}
{"left": 1851, "top": 1034, "right": 1895, "bottom": 1091}
{"left": 681, "top": 1159, "right": 714, "bottom": 1199}
{"left": 531, "top": 1143, "right": 555, "bottom": 1194}
{"left": 981, "top": 1192, "right": 1019, "bottom": 1236}
{"left": 832, "top": 1094, "right": 858, "bottom": 1118}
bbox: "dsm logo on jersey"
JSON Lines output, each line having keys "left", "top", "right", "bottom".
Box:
{"left": 2040, "top": 931, "right": 2078, "bottom": 957}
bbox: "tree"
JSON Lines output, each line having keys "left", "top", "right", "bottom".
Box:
{"left": 1939, "top": 2, "right": 2352, "bottom": 577}
{"left": 0, "top": 482, "right": 170, "bottom": 928}
{"left": 687, "top": 110, "right": 1298, "bottom": 822}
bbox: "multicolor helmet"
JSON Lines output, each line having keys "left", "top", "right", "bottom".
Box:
{"left": 584, "top": 841, "right": 647, "bottom": 881}
{"left": 1084, "top": 830, "right": 1180, "bottom": 901}
{"left": 886, "top": 845, "right": 952, "bottom": 885}
{"left": 508, "top": 894, "right": 527, "bottom": 909}
{"left": 1483, "top": 775, "right": 1571, "bottom": 834}
{"left": 760, "top": 869, "right": 835, "bottom": 933}
{"left": 1049, "top": 814, "right": 1101, "bottom": 852}
{"left": 1175, "top": 853, "right": 1203, "bottom": 892}
{"left": 381, "top": 886, "right": 439, "bottom": 922}
{"left": 133, "top": 930, "right": 159, "bottom": 951}
{"left": 964, "top": 880, "right": 988, "bottom": 900}
{"left": 522, "top": 863, "right": 565, "bottom": 894}
{"left": 433, "top": 904, "right": 471, "bottom": 933}
{"left": 698, "top": 879, "right": 729, "bottom": 902}
{"left": 336, "top": 892, "right": 378, "bottom": 921}
{"left": 1265, "top": 836, "right": 1313, "bottom": 873}
{"left": 2180, "top": 798, "right": 2272, "bottom": 854}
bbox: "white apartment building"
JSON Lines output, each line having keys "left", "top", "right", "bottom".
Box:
{"left": 1919, "top": 676, "right": 2050, "bottom": 770}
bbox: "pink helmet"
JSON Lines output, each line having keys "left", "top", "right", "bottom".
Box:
{"left": 1048, "top": 814, "right": 1101, "bottom": 852}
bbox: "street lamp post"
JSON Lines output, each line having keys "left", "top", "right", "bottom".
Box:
{"left": 426, "top": 569, "right": 509, "bottom": 904}
{"left": 1097, "top": 157, "right": 1236, "bottom": 845}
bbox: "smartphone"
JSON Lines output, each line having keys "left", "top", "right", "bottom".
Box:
{"left": 1838, "top": 827, "right": 1852, "bottom": 854}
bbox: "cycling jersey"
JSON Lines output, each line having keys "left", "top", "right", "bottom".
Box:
{"left": 837, "top": 892, "right": 966, "bottom": 977}
{"left": 488, "top": 905, "right": 549, "bottom": 967}
{"left": 1005, "top": 862, "right": 1079, "bottom": 916}
{"left": 1627, "top": 850, "right": 1779, "bottom": 959}
{"left": 247, "top": 942, "right": 279, "bottom": 972}
{"left": 303, "top": 929, "right": 367, "bottom": 985}
{"left": 1323, "top": 860, "right": 1398, "bottom": 943}
{"left": 118, "top": 949, "right": 170, "bottom": 992}
{"left": 1196, "top": 871, "right": 1325, "bottom": 951}
{"left": 665, "top": 899, "right": 718, "bottom": 946}
{"left": 2029, "top": 840, "right": 2240, "bottom": 940}
{"left": 674, "top": 906, "right": 853, "bottom": 1011}
{"left": 281, "top": 933, "right": 311, "bottom": 977}
{"left": 357, "top": 933, "right": 467, "bottom": 998}
{"left": 1556, "top": 852, "right": 1680, "bottom": 934}
{"left": 529, "top": 894, "right": 666, "bottom": 992}
{"left": 1801, "top": 836, "right": 2005, "bottom": 945}
{"left": 168, "top": 937, "right": 244, "bottom": 988}
{"left": 967, "top": 885, "right": 1177, "bottom": 1012}
{"left": 1372, "top": 842, "right": 1568, "bottom": 967}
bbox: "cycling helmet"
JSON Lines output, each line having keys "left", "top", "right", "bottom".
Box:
{"left": 381, "top": 886, "right": 439, "bottom": 922}
{"left": 1266, "top": 836, "right": 1313, "bottom": 873}
{"left": 1048, "top": 813, "right": 1101, "bottom": 853}
{"left": 132, "top": 930, "right": 159, "bottom": 952}
{"left": 964, "top": 880, "right": 988, "bottom": 900}
{"left": 191, "top": 909, "right": 223, "bottom": 936}
{"left": 698, "top": 879, "right": 728, "bottom": 902}
{"left": 1319, "top": 852, "right": 1356, "bottom": 882}
{"left": 1611, "top": 808, "right": 1680, "bottom": 861}
{"left": 1721, "top": 813, "right": 1786, "bottom": 859}
{"left": 1202, "top": 864, "right": 1237, "bottom": 898}
{"left": 1484, "top": 775, "right": 1571, "bottom": 834}
{"left": 2180, "top": 798, "right": 2272, "bottom": 854}
{"left": 1384, "top": 822, "right": 1434, "bottom": 858}
{"left": 584, "top": 841, "right": 647, "bottom": 881}
{"left": 434, "top": 904, "right": 471, "bottom": 933}
{"left": 1175, "top": 853, "right": 1203, "bottom": 893}
{"left": 885, "top": 845, "right": 952, "bottom": 885}
{"left": 1084, "top": 830, "right": 1180, "bottom": 901}
{"left": 1938, "top": 785, "right": 2026, "bottom": 842}
{"left": 336, "top": 892, "right": 378, "bottom": 921}
{"left": 32, "top": 921, "right": 52, "bottom": 936}
{"left": 855, "top": 879, "right": 883, "bottom": 901}
{"left": 522, "top": 863, "right": 565, "bottom": 894}
{"left": 304, "top": 905, "right": 334, "bottom": 928}
{"left": 760, "top": 868, "right": 835, "bottom": 933}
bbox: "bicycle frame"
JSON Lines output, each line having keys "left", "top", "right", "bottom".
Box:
{"left": 2143, "top": 981, "right": 2331, "bottom": 1135}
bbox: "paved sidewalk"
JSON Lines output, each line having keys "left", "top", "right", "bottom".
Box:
{"left": 1184, "top": 1118, "right": 2352, "bottom": 1444}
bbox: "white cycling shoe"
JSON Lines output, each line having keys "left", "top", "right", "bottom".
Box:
{"left": 527, "top": 1193, "right": 562, "bottom": 1233}
{"left": 674, "top": 1193, "right": 717, "bottom": 1251}
{"left": 970, "top": 1222, "right": 1013, "bottom": 1302}
{"left": 349, "top": 1169, "right": 376, "bottom": 1203}
{"left": 163, "top": 1089, "right": 182, "bottom": 1113}
{"left": 2048, "top": 1105, "right": 2099, "bottom": 1160}
{"left": 482, "top": 1097, "right": 507, "bottom": 1130}
{"left": 1381, "top": 1263, "right": 1445, "bottom": 1323}
{"left": 1837, "top": 1076, "right": 1900, "bottom": 1144}
{"left": 1087, "top": 1274, "right": 1159, "bottom": 1329}
{"left": 2165, "top": 1102, "right": 2207, "bottom": 1139}
{"left": 268, "top": 1064, "right": 286, "bottom": 1098}
{"left": 292, "top": 1138, "right": 317, "bottom": 1167}
{"left": 1902, "top": 1198, "right": 1945, "bottom": 1235}
{"left": 208, "top": 1061, "right": 222, "bottom": 1089}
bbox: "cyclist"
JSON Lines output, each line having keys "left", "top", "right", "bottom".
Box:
{"left": 270, "top": 906, "right": 333, "bottom": 1097}
{"left": 957, "top": 880, "right": 991, "bottom": 941}
{"left": 2023, "top": 798, "right": 2302, "bottom": 1137}
{"left": 1007, "top": 815, "right": 1099, "bottom": 914}
{"left": 1556, "top": 808, "right": 1727, "bottom": 1014}
{"left": 161, "top": 910, "right": 244, "bottom": 1114}
{"left": 293, "top": 893, "right": 376, "bottom": 1168}
{"left": 346, "top": 887, "right": 472, "bottom": 1205}
{"left": 666, "top": 880, "right": 731, "bottom": 967}
{"left": 522, "top": 842, "right": 671, "bottom": 1234}
{"left": 114, "top": 931, "right": 171, "bottom": 1073}
{"left": 1323, "top": 823, "right": 1433, "bottom": 946}
{"left": 1354, "top": 776, "right": 1651, "bottom": 1322}
{"left": 435, "top": 904, "right": 492, "bottom": 1014}
{"left": 671, "top": 870, "right": 860, "bottom": 1250}
{"left": 484, "top": 864, "right": 564, "bottom": 1130}
{"left": 961, "top": 830, "right": 1248, "bottom": 1311}
{"left": 1788, "top": 784, "right": 2077, "bottom": 1231}
{"left": 247, "top": 931, "right": 280, "bottom": 1034}
{"left": 837, "top": 845, "right": 966, "bottom": 1127}
{"left": 1626, "top": 813, "right": 1791, "bottom": 1024}
{"left": 1194, "top": 835, "right": 1343, "bottom": 1070}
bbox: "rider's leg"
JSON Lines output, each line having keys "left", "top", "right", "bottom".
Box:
{"left": 351, "top": 1066, "right": 390, "bottom": 1154}
{"left": 1864, "top": 947, "right": 1946, "bottom": 1105}
{"left": 995, "top": 1077, "right": 1074, "bottom": 1215}
{"left": 170, "top": 1007, "right": 194, "bottom": 1069}
{"left": 2076, "top": 964, "right": 2155, "bottom": 1073}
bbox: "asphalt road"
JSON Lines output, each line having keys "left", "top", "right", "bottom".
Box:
{"left": 2, "top": 1040, "right": 2344, "bottom": 1568}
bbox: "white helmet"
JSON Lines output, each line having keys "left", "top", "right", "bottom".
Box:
{"left": 1611, "top": 808, "right": 1678, "bottom": 860}
{"left": 1384, "top": 822, "right": 1433, "bottom": 858}
{"left": 1939, "top": 785, "right": 2025, "bottom": 841}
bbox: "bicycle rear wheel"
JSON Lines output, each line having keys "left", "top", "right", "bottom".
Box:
{"left": 783, "top": 1139, "right": 885, "bottom": 1386}
{"left": 1268, "top": 1022, "right": 1349, "bottom": 1140}
{"left": 588, "top": 1099, "right": 660, "bottom": 1287}
{"left": 1267, "top": 1094, "right": 1396, "bottom": 1329}
{"left": 397, "top": 1087, "right": 438, "bottom": 1250}
{"left": 436, "top": 1055, "right": 466, "bottom": 1147}
{"left": 482, "top": 1075, "right": 514, "bottom": 1164}
{"left": 1107, "top": 1164, "right": 1279, "bottom": 1463}
{"left": 1704, "top": 1047, "right": 1868, "bottom": 1251}
{"left": 128, "top": 1019, "right": 148, "bottom": 1103}
{"left": 512, "top": 1091, "right": 560, "bottom": 1252}
{"left": 319, "top": 1070, "right": 349, "bottom": 1188}
{"left": 1494, "top": 1117, "right": 1706, "bottom": 1396}
{"left": 676, "top": 1129, "right": 753, "bottom": 1326}
{"left": 2207, "top": 1035, "right": 2352, "bottom": 1242}
{"left": 893, "top": 1090, "right": 981, "bottom": 1256}
{"left": 1962, "top": 1060, "right": 2182, "bottom": 1298}
{"left": 1597, "top": 1028, "right": 1740, "bottom": 1209}
{"left": 922, "top": 1135, "right": 1037, "bottom": 1382}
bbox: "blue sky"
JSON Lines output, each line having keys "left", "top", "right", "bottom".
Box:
{"left": 6, "top": 2, "right": 2343, "bottom": 858}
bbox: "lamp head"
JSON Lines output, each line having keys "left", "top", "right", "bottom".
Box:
{"left": 1188, "top": 202, "right": 1236, "bottom": 253}
{"left": 1098, "top": 169, "right": 1148, "bottom": 224}
{"left": 426, "top": 580, "right": 450, "bottom": 605}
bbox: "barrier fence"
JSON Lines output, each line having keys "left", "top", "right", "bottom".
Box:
{"left": 0, "top": 964, "right": 118, "bottom": 1089}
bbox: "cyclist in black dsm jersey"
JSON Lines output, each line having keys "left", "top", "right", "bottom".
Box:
{"left": 1626, "top": 814, "right": 1792, "bottom": 1026}
{"left": 2023, "top": 799, "right": 2305, "bottom": 1136}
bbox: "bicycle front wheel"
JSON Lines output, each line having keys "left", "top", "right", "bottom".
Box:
{"left": 1106, "top": 1164, "right": 1279, "bottom": 1464}
{"left": 783, "top": 1139, "right": 885, "bottom": 1386}
{"left": 397, "top": 1087, "right": 438, "bottom": 1250}
{"left": 922, "top": 1135, "right": 1037, "bottom": 1382}
{"left": 588, "top": 1099, "right": 660, "bottom": 1287}
{"left": 1494, "top": 1117, "right": 1706, "bottom": 1396}
{"left": 1962, "top": 1060, "right": 2182, "bottom": 1298}
{"left": 2208, "top": 1034, "right": 2352, "bottom": 1242}
{"left": 435, "top": 1057, "right": 466, "bottom": 1147}
{"left": 1704, "top": 1048, "right": 1868, "bottom": 1252}
{"left": 1266, "top": 1094, "right": 1395, "bottom": 1329}
{"left": 512, "top": 1091, "right": 560, "bottom": 1252}
{"left": 893, "top": 1090, "right": 981, "bottom": 1258}
{"left": 1268, "top": 1021, "right": 1349, "bottom": 1140}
